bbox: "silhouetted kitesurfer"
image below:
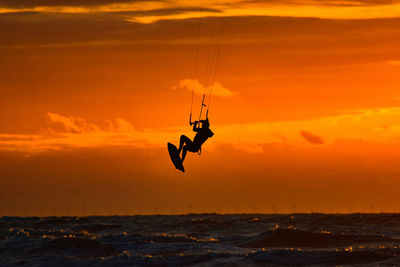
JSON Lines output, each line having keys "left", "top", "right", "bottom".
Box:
{"left": 167, "top": 118, "right": 214, "bottom": 172}
{"left": 167, "top": 11, "right": 222, "bottom": 172}
{"left": 178, "top": 118, "right": 214, "bottom": 164}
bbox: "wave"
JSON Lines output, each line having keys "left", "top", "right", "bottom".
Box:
{"left": 239, "top": 228, "right": 396, "bottom": 248}
{"left": 1, "top": 214, "right": 400, "bottom": 266}
{"left": 29, "top": 237, "right": 116, "bottom": 258}
{"left": 72, "top": 223, "right": 121, "bottom": 234}
{"left": 249, "top": 249, "right": 392, "bottom": 265}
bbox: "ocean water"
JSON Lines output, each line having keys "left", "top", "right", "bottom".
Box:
{"left": 1, "top": 213, "right": 400, "bottom": 266}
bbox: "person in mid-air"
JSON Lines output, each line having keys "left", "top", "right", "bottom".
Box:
{"left": 177, "top": 117, "right": 214, "bottom": 164}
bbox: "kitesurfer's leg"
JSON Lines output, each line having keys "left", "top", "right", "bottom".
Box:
{"left": 182, "top": 146, "right": 188, "bottom": 163}
{"left": 182, "top": 143, "right": 200, "bottom": 163}
{"left": 178, "top": 135, "right": 192, "bottom": 153}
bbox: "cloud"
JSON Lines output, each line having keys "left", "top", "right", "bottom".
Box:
{"left": 0, "top": 0, "right": 143, "bottom": 8}
{"left": 48, "top": 113, "right": 139, "bottom": 134}
{"left": 2, "top": 0, "right": 400, "bottom": 22}
{"left": 2, "top": 10, "right": 400, "bottom": 52}
{"left": 0, "top": 113, "right": 177, "bottom": 153}
{"left": 118, "top": 7, "right": 221, "bottom": 23}
{"left": 0, "top": 3, "right": 221, "bottom": 24}
{"left": 48, "top": 112, "right": 101, "bottom": 133}
{"left": 172, "top": 79, "right": 235, "bottom": 97}
{"left": 300, "top": 131, "right": 325, "bottom": 145}
{"left": 3, "top": 107, "right": 400, "bottom": 154}
{"left": 1, "top": 0, "right": 400, "bottom": 10}
{"left": 238, "top": 0, "right": 400, "bottom": 7}
{"left": 211, "top": 107, "right": 400, "bottom": 152}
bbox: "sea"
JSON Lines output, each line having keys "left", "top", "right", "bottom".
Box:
{"left": 1, "top": 213, "right": 400, "bottom": 266}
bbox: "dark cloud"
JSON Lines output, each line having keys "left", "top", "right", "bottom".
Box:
{"left": 239, "top": 0, "right": 400, "bottom": 7}
{"left": 2, "top": 0, "right": 400, "bottom": 9}
{"left": 0, "top": 0, "right": 148, "bottom": 8}
{"left": 0, "top": 11, "right": 226, "bottom": 49}
{"left": 300, "top": 131, "right": 325, "bottom": 145}
{"left": 1, "top": 13, "right": 400, "bottom": 48}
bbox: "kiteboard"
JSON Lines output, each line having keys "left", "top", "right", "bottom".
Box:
{"left": 167, "top": 143, "right": 185, "bottom": 172}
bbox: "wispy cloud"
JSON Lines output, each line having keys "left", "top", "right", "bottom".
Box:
{"left": 300, "top": 130, "right": 325, "bottom": 144}
{"left": 2, "top": 0, "right": 400, "bottom": 9}
{"left": 238, "top": 0, "right": 400, "bottom": 7}
{"left": 2, "top": 107, "right": 400, "bottom": 154}
{"left": 0, "top": 113, "right": 177, "bottom": 153}
{"left": 48, "top": 112, "right": 100, "bottom": 133}
{"left": 172, "top": 79, "right": 235, "bottom": 97}
{"left": 2, "top": 0, "right": 400, "bottom": 21}
{"left": 0, "top": 0, "right": 140, "bottom": 8}
{"left": 213, "top": 107, "right": 400, "bottom": 152}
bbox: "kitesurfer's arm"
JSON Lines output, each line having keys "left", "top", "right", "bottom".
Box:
{"left": 193, "top": 121, "right": 199, "bottom": 132}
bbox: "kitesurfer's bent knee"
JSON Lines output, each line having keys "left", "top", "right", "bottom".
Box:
{"left": 179, "top": 135, "right": 199, "bottom": 152}
{"left": 178, "top": 135, "right": 200, "bottom": 163}
{"left": 178, "top": 135, "right": 192, "bottom": 153}
{"left": 181, "top": 143, "right": 200, "bottom": 162}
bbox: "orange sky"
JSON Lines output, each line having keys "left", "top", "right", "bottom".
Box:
{"left": 1, "top": 0, "right": 400, "bottom": 216}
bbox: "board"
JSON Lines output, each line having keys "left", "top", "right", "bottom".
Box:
{"left": 167, "top": 142, "right": 185, "bottom": 172}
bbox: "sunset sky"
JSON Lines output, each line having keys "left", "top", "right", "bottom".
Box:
{"left": 1, "top": 0, "right": 400, "bottom": 216}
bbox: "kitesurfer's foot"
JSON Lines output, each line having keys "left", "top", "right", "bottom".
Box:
{"left": 177, "top": 164, "right": 185, "bottom": 172}
{"left": 177, "top": 159, "right": 185, "bottom": 172}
